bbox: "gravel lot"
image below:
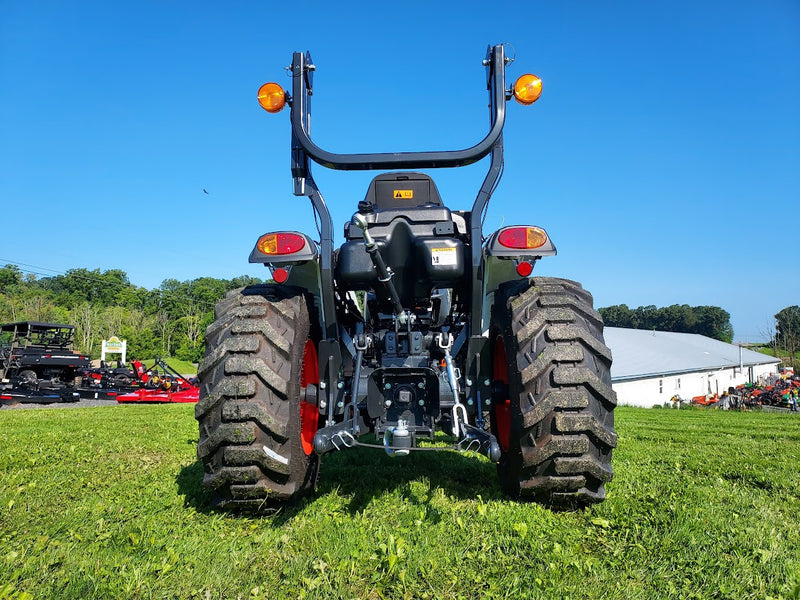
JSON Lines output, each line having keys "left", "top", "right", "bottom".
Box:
{"left": 1, "top": 398, "right": 121, "bottom": 410}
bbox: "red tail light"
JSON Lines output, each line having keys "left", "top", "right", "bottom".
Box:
{"left": 497, "top": 227, "right": 548, "bottom": 250}
{"left": 516, "top": 261, "right": 533, "bottom": 277}
{"left": 272, "top": 267, "right": 289, "bottom": 283}
{"left": 256, "top": 232, "right": 306, "bottom": 255}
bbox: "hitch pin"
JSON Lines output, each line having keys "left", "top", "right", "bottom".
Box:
{"left": 347, "top": 334, "right": 369, "bottom": 436}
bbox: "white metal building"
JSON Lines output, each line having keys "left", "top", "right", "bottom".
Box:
{"left": 604, "top": 327, "right": 781, "bottom": 408}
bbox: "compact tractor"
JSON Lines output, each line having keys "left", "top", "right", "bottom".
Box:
{"left": 196, "top": 45, "right": 617, "bottom": 511}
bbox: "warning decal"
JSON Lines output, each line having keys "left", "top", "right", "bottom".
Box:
{"left": 393, "top": 190, "right": 414, "bottom": 199}
{"left": 431, "top": 247, "right": 457, "bottom": 266}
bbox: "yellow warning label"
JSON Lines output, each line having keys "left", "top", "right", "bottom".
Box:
{"left": 393, "top": 190, "right": 413, "bottom": 199}
{"left": 431, "top": 247, "right": 457, "bottom": 266}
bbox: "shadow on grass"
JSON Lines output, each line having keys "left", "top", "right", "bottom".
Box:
{"left": 175, "top": 460, "right": 215, "bottom": 511}
{"left": 318, "top": 443, "right": 503, "bottom": 512}
{"left": 176, "top": 442, "right": 502, "bottom": 520}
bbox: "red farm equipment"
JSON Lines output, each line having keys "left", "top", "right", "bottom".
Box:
{"left": 116, "top": 358, "right": 198, "bottom": 403}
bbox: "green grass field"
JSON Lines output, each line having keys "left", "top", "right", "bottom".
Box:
{"left": 1, "top": 405, "right": 799, "bottom": 599}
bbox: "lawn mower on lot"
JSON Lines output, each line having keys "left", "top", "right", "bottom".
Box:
{"left": 116, "top": 359, "right": 198, "bottom": 403}
{"left": 76, "top": 359, "right": 140, "bottom": 400}
{"left": 195, "top": 44, "right": 617, "bottom": 511}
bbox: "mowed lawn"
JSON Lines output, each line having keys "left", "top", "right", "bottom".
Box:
{"left": 1, "top": 404, "right": 799, "bottom": 600}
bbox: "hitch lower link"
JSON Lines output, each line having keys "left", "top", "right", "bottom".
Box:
{"left": 311, "top": 413, "right": 501, "bottom": 463}
{"left": 310, "top": 332, "right": 501, "bottom": 463}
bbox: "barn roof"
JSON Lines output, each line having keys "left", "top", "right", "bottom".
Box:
{"left": 603, "top": 327, "right": 780, "bottom": 381}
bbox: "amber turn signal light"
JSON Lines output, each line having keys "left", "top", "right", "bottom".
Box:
{"left": 257, "top": 82, "right": 286, "bottom": 113}
{"left": 513, "top": 74, "right": 543, "bottom": 105}
{"left": 498, "top": 227, "right": 548, "bottom": 250}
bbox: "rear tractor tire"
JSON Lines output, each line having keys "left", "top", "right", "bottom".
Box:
{"left": 490, "top": 277, "right": 617, "bottom": 507}
{"left": 196, "top": 284, "right": 321, "bottom": 512}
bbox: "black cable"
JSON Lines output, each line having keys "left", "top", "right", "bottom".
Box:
{"left": 0, "top": 259, "right": 237, "bottom": 312}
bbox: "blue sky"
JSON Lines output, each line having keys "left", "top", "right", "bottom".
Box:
{"left": 1, "top": 1, "right": 797, "bottom": 342}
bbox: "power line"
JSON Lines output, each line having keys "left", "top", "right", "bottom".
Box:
{"left": 0, "top": 258, "right": 137, "bottom": 291}
{"left": 0, "top": 259, "right": 252, "bottom": 312}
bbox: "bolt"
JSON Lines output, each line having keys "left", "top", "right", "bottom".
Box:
{"left": 418, "top": 399, "right": 425, "bottom": 406}
{"left": 319, "top": 381, "right": 327, "bottom": 390}
{"left": 417, "top": 382, "right": 425, "bottom": 389}
{"left": 337, "top": 381, "right": 344, "bottom": 389}
{"left": 319, "top": 400, "right": 327, "bottom": 409}
{"left": 337, "top": 401, "right": 344, "bottom": 408}
{"left": 384, "top": 383, "right": 391, "bottom": 390}
{"left": 466, "top": 378, "right": 473, "bottom": 387}
{"left": 485, "top": 398, "right": 492, "bottom": 406}
{"left": 467, "top": 398, "right": 474, "bottom": 406}
{"left": 483, "top": 379, "right": 491, "bottom": 387}
{"left": 384, "top": 400, "right": 392, "bottom": 408}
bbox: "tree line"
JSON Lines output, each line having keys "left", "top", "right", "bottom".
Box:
{"left": 2, "top": 262, "right": 794, "bottom": 364}
{"left": 598, "top": 303, "right": 734, "bottom": 342}
{"left": 772, "top": 305, "right": 800, "bottom": 369}
{"left": 0, "top": 264, "right": 263, "bottom": 362}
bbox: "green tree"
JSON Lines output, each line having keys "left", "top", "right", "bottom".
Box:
{"left": 775, "top": 306, "right": 800, "bottom": 343}
{"left": 230, "top": 275, "right": 263, "bottom": 289}
{"left": 154, "top": 278, "right": 185, "bottom": 317}
{"left": 41, "top": 268, "right": 132, "bottom": 308}
{"left": 632, "top": 305, "right": 658, "bottom": 330}
{"left": 693, "top": 306, "right": 733, "bottom": 343}
{"left": 0, "top": 265, "right": 263, "bottom": 362}
{"left": 186, "top": 277, "right": 228, "bottom": 309}
{"left": 599, "top": 304, "right": 634, "bottom": 328}
{"left": 0, "top": 264, "right": 23, "bottom": 294}
{"left": 775, "top": 306, "right": 800, "bottom": 368}
{"left": 120, "top": 323, "right": 160, "bottom": 360}
{"left": 656, "top": 304, "right": 697, "bottom": 333}
{"left": 598, "top": 302, "right": 733, "bottom": 342}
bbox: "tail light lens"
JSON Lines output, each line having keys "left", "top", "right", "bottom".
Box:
{"left": 498, "top": 227, "right": 548, "bottom": 250}
{"left": 516, "top": 261, "right": 533, "bottom": 277}
{"left": 256, "top": 233, "right": 306, "bottom": 255}
{"left": 272, "top": 267, "right": 289, "bottom": 283}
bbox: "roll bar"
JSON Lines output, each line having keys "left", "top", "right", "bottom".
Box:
{"left": 289, "top": 44, "right": 509, "bottom": 174}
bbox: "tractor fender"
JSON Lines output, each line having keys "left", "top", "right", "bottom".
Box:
{"left": 480, "top": 225, "right": 557, "bottom": 333}
{"left": 249, "top": 231, "right": 326, "bottom": 331}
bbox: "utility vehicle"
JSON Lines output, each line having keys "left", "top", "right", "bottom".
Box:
{"left": 0, "top": 321, "right": 88, "bottom": 402}
{"left": 196, "top": 45, "right": 617, "bottom": 511}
